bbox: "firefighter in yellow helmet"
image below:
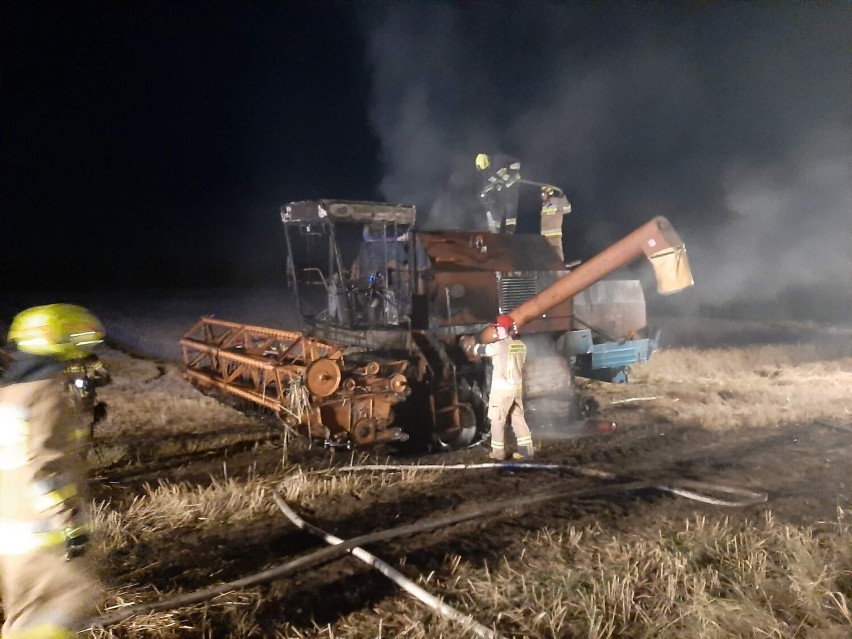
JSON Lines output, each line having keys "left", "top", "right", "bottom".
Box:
{"left": 540, "top": 185, "right": 571, "bottom": 261}
{"left": 0, "top": 304, "right": 106, "bottom": 638}
{"left": 474, "top": 153, "right": 491, "bottom": 171}
{"left": 475, "top": 152, "right": 522, "bottom": 233}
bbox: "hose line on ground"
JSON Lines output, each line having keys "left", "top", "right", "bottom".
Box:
{"left": 86, "top": 480, "right": 645, "bottom": 630}
{"left": 273, "top": 491, "right": 508, "bottom": 639}
{"left": 321, "top": 462, "right": 769, "bottom": 507}
{"left": 86, "top": 463, "right": 765, "bottom": 630}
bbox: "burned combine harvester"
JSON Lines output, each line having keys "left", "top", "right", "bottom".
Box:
{"left": 182, "top": 200, "right": 693, "bottom": 450}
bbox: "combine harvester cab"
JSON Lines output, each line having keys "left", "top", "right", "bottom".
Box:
{"left": 182, "top": 199, "right": 693, "bottom": 451}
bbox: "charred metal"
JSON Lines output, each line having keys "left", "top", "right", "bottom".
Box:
{"left": 182, "top": 198, "right": 694, "bottom": 451}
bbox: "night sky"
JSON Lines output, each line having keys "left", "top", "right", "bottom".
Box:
{"left": 1, "top": 1, "right": 380, "bottom": 290}
{"left": 1, "top": 1, "right": 850, "bottom": 319}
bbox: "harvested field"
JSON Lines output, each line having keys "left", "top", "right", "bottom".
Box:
{"left": 2, "top": 292, "right": 851, "bottom": 638}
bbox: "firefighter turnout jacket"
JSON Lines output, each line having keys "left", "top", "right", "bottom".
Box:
{"left": 477, "top": 154, "right": 522, "bottom": 233}
{"left": 472, "top": 337, "right": 534, "bottom": 460}
{"left": 0, "top": 353, "right": 101, "bottom": 639}
{"left": 540, "top": 191, "right": 571, "bottom": 261}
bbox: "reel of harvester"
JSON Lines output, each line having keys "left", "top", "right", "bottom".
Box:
{"left": 181, "top": 317, "right": 411, "bottom": 449}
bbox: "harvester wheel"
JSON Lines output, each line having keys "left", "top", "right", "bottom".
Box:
{"left": 305, "top": 358, "right": 342, "bottom": 398}
{"left": 435, "top": 403, "right": 477, "bottom": 448}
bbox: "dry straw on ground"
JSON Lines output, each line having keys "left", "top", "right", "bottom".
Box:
{"left": 596, "top": 338, "right": 852, "bottom": 430}
{"left": 4, "top": 333, "right": 852, "bottom": 637}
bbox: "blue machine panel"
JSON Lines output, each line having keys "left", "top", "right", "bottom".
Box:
{"left": 591, "top": 338, "right": 654, "bottom": 369}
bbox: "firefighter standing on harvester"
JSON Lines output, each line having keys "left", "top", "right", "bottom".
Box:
{"left": 0, "top": 304, "right": 107, "bottom": 639}
{"left": 539, "top": 185, "right": 571, "bottom": 261}
{"left": 463, "top": 316, "right": 535, "bottom": 460}
{"left": 475, "top": 153, "right": 522, "bottom": 233}
{"left": 475, "top": 154, "right": 572, "bottom": 262}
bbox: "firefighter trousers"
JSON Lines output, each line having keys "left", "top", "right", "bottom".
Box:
{"left": 487, "top": 389, "right": 534, "bottom": 459}
{"left": 1, "top": 547, "right": 100, "bottom": 638}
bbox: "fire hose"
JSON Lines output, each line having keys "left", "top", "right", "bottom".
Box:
{"left": 272, "top": 492, "right": 507, "bottom": 639}
{"left": 88, "top": 480, "right": 656, "bottom": 630}
{"left": 324, "top": 462, "right": 769, "bottom": 508}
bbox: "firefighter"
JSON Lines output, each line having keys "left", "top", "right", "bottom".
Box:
{"left": 464, "top": 317, "right": 534, "bottom": 460}
{"left": 0, "top": 304, "right": 105, "bottom": 639}
{"left": 540, "top": 185, "right": 571, "bottom": 261}
{"left": 475, "top": 153, "right": 522, "bottom": 233}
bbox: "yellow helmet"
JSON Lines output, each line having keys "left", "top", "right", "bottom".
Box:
{"left": 541, "top": 185, "right": 555, "bottom": 197}
{"left": 475, "top": 153, "right": 491, "bottom": 171}
{"left": 8, "top": 304, "right": 105, "bottom": 361}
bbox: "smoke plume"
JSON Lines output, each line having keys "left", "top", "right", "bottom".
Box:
{"left": 362, "top": 2, "right": 851, "bottom": 318}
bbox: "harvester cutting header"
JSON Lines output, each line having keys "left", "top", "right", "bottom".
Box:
{"left": 182, "top": 163, "right": 693, "bottom": 451}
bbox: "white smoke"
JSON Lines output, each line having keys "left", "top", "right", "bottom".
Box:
{"left": 361, "top": 2, "right": 851, "bottom": 318}
{"left": 693, "top": 125, "right": 851, "bottom": 306}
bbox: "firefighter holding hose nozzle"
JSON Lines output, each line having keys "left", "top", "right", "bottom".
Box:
{"left": 463, "top": 315, "right": 534, "bottom": 460}
{"left": 475, "top": 152, "right": 522, "bottom": 233}
{"left": 0, "top": 304, "right": 107, "bottom": 639}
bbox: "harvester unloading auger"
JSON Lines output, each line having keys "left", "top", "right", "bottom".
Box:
{"left": 479, "top": 216, "right": 693, "bottom": 342}
{"left": 182, "top": 200, "right": 693, "bottom": 451}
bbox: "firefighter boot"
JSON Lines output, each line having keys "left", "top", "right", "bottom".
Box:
{"left": 514, "top": 435, "right": 534, "bottom": 460}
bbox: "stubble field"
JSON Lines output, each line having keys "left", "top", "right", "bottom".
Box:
{"left": 2, "top": 289, "right": 852, "bottom": 638}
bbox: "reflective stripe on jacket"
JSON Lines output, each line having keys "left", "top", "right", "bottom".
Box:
{"left": 31, "top": 475, "right": 80, "bottom": 513}
{"left": 2, "top": 622, "right": 77, "bottom": 639}
{"left": 0, "top": 518, "right": 71, "bottom": 555}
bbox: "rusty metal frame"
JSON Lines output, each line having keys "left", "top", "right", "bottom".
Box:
{"left": 181, "top": 317, "right": 411, "bottom": 447}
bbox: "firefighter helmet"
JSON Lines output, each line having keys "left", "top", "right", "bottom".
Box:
{"left": 495, "top": 314, "right": 517, "bottom": 338}
{"left": 541, "top": 185, "right": 555, "bottom": 197}
{"left": 8, "top": 304, "right": 105, "bottom": 361}
{"left": 475, "top": 153, "right": 491, "bottom": 171}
